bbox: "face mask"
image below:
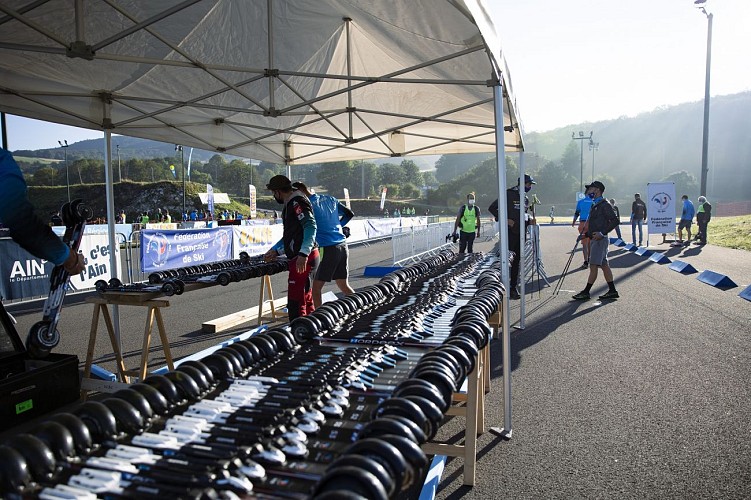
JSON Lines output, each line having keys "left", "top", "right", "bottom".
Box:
{"left": 467, "top": 199, "right": 475, "bottom": 206}
{"left": 524, "top": 186, "right": 532, "bottom": 192}
{"left": 273, "top": 193, "right": 284, "bottom": 204}
{"left": 588, "top": 192, "right": 595, "bottom": 199}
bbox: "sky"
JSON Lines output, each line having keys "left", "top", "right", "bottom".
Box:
{"left": 2, "top": 0, "right": 750, "bottom": 151}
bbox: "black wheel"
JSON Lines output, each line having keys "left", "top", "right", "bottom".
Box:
{"left": 216, "top": 272, "right": 231, "bottom": 286}
{"left": 95, "top": 279, "right": 108, "bottom": 293}
{"left": 108, "top": 277, "right": 123, "bottom": 288}
{"left": 76, "top": 202, "right": 94, "bottom": 222}
{"left": 290, "top": 316, "right": 319, "bottom": 343}
{"left": 161, "top": 282, "right": 176, "bottom": 296}
{"left": 26, "top": 322, "right": 59, "bottom": 359}
{"left": 172, "top": 279, "right": 185, "bottom": 295}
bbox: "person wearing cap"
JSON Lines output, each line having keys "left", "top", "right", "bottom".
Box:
{"left": 694, "top": 195, "right": 712, "bottom": 245}
{"left": 453, "top": 192, "right": 481, "bottom": 253}
{"left": 631, "top": 193, "right": 648, "bottom": 246}
{"left": 572, "top": 181, "right": 620, "bottom": 301}
{"left": 675, "top": 194, "right": 695, "bottom": 246}
{"left": 0, "top": 147, "right": 85, "bottom": 275}
{"left": 291, "top": 181, "right": 355, "bottom": 308}
{"left": 263, "top": 175, "right": 319, "bottom": 320}
{"left": 572, "top": 189, "right": 594, "bottom": 267}
{"left": 488, "top": 174, "right": 536, "bottom": 300}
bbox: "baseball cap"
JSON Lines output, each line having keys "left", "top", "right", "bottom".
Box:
{"left": 519, "top": 174, "right": 536, "bottom": 185}
{"left": 586, "top": 180, "right": 605, "bottom": 192}
{"left": 266, "top": 175, "right": 292, "bottom": 190}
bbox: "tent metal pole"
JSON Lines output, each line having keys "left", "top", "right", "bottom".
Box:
{"left": 489, "top": 81, "right": 512, "bottom": 440}
{"left": 518, "top": 151, "right": 526, "bottom": 329}
{"left": 103, "top": 126, "right": 122, "bottom": 348}
{"left": 267, "top": 0, "right": 275, "bottom": 111}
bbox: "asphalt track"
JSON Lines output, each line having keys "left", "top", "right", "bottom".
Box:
{"left": 6, "top": 225, "right": 751, "bottom": 499}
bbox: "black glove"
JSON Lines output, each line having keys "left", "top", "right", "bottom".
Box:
{"left": 342, "top": 226, "right": 351, "bottom": 238}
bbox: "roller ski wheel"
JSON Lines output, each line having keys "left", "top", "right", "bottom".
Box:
{"left": 161, "top": 282, "right": 176, "bottom": 296}
{"left": 108, "top": 278, "right": 123, "bottom": 288}
{"left": 95, "top": 280, "right": 109, "bottom": 293}
{"left": 26, "top": 321, "right": 60, "bottom": 359}
{"left": 171, "top": 279, "right": 185, "bottom": 295}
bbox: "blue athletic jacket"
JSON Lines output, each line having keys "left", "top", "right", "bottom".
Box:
{"left": 0, "top": 148, "right": 69, "bottom": 265}
{"left": 309, "top": 193, "right": 354, "bottom": 247}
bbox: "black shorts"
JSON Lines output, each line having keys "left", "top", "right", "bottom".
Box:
{"left": 678, "top": 219, "right": 692, "bottom": 231}
{"left": 315, "top": 243, "right": 349, "bottom": 282}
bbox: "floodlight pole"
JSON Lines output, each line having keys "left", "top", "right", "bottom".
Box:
{"left": 116, "top": 144, "right": 121, "bottom": 181}
{"left": 572, "top": 131, "right": 592, "bottom": 191}
{"left": 58, "top": 140, "right": 70, "bottom": 202}
{"left": 176, "top": 145, "right": 185, "bottom": 216}
{"left": 697, "top": 5, "right": 713, "bottom": 197}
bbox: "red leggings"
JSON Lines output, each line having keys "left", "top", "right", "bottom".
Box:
{"left": 287, "top": 248, "right": 319, "bottom": 320}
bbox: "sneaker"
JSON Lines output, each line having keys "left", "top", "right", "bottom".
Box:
{"left": 599, "top": 290, "right": 620, "bottom": 300}
{"left": 510, "top": 289, "right": 521, "bottom": 300}
{"left": 581, "top": 261, "right": 589, "bottom": 268}
{"left": 572, "top": 290, "right": 590, "bottom": 300}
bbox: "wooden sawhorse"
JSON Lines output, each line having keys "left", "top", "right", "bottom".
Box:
{"left": 421, "top": 341, "right": 490, "bottom": 486}
{"left": 82, "top": 295, "right": 175, "bottom": 385}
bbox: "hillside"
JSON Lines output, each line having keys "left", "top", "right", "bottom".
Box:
{"left": 14, "top": 91, "right": 751, "bottom": 206}
{"left": 523, "top": 92, "right": 751, "bottom": 202}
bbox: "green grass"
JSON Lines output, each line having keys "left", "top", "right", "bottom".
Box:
{"left": 15, "top": 156, "right": 61, "bottom": 164}
{"left": 706, "top": 215, "right": 751, "bottom": 251}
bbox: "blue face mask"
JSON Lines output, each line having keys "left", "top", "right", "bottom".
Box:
{"left": 588, "top": 192, "right": 595, "bottom": 199}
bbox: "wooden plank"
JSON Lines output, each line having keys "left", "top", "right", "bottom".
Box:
{"left": 202, "top": 297, "right": 287, "bottom": 333}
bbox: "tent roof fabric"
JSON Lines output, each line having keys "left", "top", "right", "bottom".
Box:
{"left": 0, "top": 0, "right": 523, "bottom": 164}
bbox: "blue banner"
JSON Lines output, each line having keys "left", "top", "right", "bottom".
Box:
{"left": 140, "top": 227, "right": 233, "bottom": 273}
{"left": 0, "top": 238, "right": 54, "bottom": 300}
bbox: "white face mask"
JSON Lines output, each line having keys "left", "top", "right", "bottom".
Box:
{"left": 468, "top": 199, "right": 475, "bottom": 206}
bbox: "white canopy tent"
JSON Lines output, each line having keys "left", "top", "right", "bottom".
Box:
{"left": 0, "top": 0, "right": 523, "bottom": 436}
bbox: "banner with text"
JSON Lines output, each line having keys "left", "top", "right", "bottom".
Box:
{"left": 73, "top": 234, "right": 121, "bottom": 290}
{"left": 232, "top": 225, "right": 283, "bottom": 259}
{"left": 207, "top": 183, "right": 215, "bottom": 217}
{"left": 140, "top": 227, "right": 233, "bottom": 273}
{"left": 380, "top": 187, "right": 387, "bottom": 210}
{"left": 0, "top": 234, "right": 121, "bottom": 300}
{"left": 0, "top": 239, "right": 54, "bottom": 300}
{"left": 647, "top": 182, "right": 676, "bottom": 234}
{"left": 249, "top": 184, "right": 257, "bottom": 218}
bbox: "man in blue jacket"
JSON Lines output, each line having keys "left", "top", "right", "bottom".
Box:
{"left": 292, "top": 182, "right": 355, "bottom": 308}
{"left": 676, "top": 194, "right": 695, "bottom": 246}
{"left": 0, "top": 147, "right": 85, "bottom": 275}
{"left": 263, "top": 175, "right": 319, "bottom": 319}
{"left": 572, "top": 192, "right": 594, "bottom": 267}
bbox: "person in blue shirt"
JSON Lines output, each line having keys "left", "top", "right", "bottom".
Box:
{"left": 0, "top": 147, "right": 85, "bottom": 274}
{"left": 676, "top": 194, "right": 695, "bottom": 246}
{"left": 264, "top": 176, "right": 319, "bottom": 319}
{"left": 292, "top": 182, "right": 355, "bottom": 308}
{"left": 572, "top": 193, "right": 594, "bottom": 267}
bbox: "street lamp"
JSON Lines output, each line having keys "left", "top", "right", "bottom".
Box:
{"left": 116, "top": 144, "right": 122, "bottom": 182}
{"left": 175, "top": 145, "right": 185, "bottom": 216}
{"left": 571, "top": 130, "right": 593, "bottom": 192}
{"left": 58, "top": 140, "right": 69, "bottom": 203}
{"left": 589, "top": 140, "right": 599, "bottom": 181}
{"left": 695, "top": 0, "right": 712, "bottom": 197}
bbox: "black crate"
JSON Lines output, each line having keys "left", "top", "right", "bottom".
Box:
{"left": 0, "top": 301, "right": 80, "bottom": 428}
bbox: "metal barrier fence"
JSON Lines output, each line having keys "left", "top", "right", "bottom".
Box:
{"left": 391, "top": 221, "right": 454, "bottom": 265}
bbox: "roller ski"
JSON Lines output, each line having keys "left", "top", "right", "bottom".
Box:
{"left": 26, "top": 199, "right": 92, "bottom": 358}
